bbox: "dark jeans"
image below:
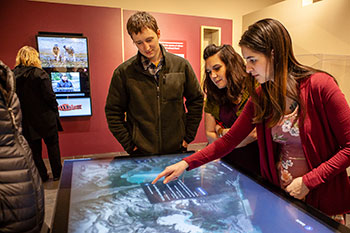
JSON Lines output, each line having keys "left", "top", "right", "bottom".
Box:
{"left": 28, "top": 133, "right": 62, "bottom": 180}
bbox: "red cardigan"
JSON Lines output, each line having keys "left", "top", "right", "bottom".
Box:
{"left": 184, "top": 73, "right": 350, "bottom": 215}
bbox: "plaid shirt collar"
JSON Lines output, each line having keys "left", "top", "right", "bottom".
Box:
{"left": 141, "top": 54, "right": 164, "bottom": 76}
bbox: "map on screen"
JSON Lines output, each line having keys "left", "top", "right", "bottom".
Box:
{"left": 67, "top": 154, "right": 340, "bottom": 233}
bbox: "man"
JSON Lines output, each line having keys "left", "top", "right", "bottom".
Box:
{"left": 63, "top": 45, "right": 75, "bottom": 62}
{"left": 105, "top": 11, "right": 203, "bottom": 155}
{"left": 56, "top": 73, "right": 74, "bottom": 92}
{"left": 52, "top": 44, "right": 61, "bottom": 62}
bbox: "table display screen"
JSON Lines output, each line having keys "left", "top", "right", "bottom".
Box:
{"left": 56, "top": 153, "right": 348, "bottom": 233}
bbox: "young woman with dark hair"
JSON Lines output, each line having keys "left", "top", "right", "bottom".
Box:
{"left": 203, "top": 44, "right": 259, "bottom": 175}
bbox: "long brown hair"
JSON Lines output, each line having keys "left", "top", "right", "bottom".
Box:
{"left": 203, "top": 44, "right": 250, "bottom": 106}
{"left": 239, "top": 18, "right": 322, "bottom": 127}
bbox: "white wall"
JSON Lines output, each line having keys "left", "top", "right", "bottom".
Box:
{"left": 242, "top": 0, "right": 350, "bottom": 102}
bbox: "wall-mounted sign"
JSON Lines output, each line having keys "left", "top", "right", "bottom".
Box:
{"left": 160, "top": 40, "right": 186, "bottom": 58}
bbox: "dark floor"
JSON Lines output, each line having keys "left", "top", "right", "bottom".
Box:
{"left": 42, "top": 143, "right": 350, "bottom": 232}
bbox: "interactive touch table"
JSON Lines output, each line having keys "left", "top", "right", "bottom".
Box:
{"left": 52, "top": 153, "right": 350, "bottom": 233}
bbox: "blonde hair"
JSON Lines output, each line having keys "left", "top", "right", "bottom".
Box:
{"left": 15, "top": 46, "right": 42, "bottom": 68}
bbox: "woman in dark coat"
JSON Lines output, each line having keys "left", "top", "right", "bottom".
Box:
{"left": 0, "top": 60, "right": 44, "bottom": 232}
{"left": 13, "top": 46, "right": 63, "bottom": 181}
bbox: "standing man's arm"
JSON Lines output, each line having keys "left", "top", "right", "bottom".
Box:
{"left": 183, "top": 61, "right": 204, "bottom": 144}
{"left": 105, "top": 69, "right": 135, "bottom": 154}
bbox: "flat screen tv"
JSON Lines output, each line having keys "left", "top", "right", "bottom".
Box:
{"left": 36, "top": 33, "right": 92, "bottom": 117}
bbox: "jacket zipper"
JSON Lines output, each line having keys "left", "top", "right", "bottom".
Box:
{"left": 7, "top": 107, "right": 18, "bottom": 130}
{"left": 156, "top": 84, "right": 162, "bottom": 152}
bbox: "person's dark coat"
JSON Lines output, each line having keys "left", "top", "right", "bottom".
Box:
{"left": 105, "top": 45, "right": 203, "bottom": 154}
{"left": 13, "top": 65, "right": 62, "bottom": 140}
{"left": 0, "top": 60, "right": 44, "bottom": 232}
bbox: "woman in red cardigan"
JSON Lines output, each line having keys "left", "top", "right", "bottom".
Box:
{"left": 152, "top": 18, "right": 350, "bottom": 223}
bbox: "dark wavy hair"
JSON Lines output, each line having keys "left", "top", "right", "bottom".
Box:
{"left": 203, "top": 44, "right": 249, "bottom": 106}
{"left": 239, "top": 18, "right": 325, "bottom": 127}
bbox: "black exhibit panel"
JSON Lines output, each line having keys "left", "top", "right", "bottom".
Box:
{"left": 36, "top": 33, "right": 92, "bottom": 117}
{"left": 52, "top": 153, "right": 350, "bottom": 233}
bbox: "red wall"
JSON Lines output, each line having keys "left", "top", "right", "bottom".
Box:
{"left": 0, "top": 0, "right": 232, "bottom": 157}
{"left": 1, "top": 0, "right": 123, "bottom": 157}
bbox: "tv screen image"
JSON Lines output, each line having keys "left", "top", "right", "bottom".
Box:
{"left": 36, "top": 33, "right": 92, "bottom": 117}
{"left": 56, "top": 98, "right": 92, "bottom": 117}
{"left": 37, "top": 36, "right": 88, "bottom": 68}
{"left": 51, "top": 72, "right": 81, "bottom": 93}
{"left": 52, "top": 153, "right": 349, "bottom": 233}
